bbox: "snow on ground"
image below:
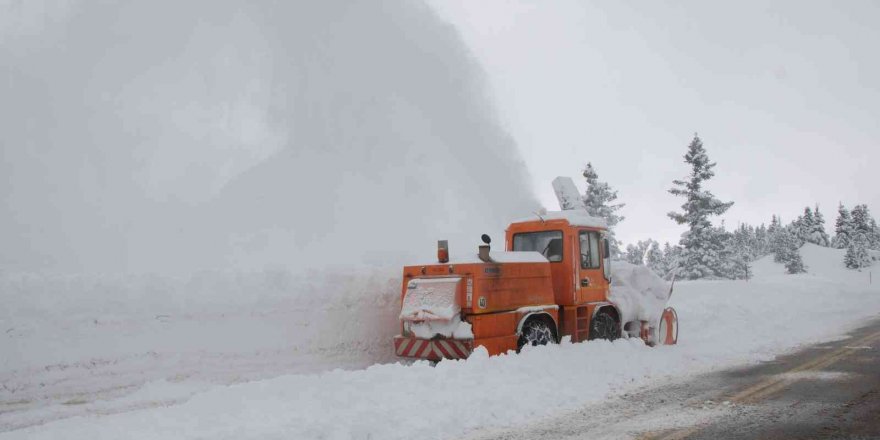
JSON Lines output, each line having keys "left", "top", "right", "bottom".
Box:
{"left": 0, "top": 268, "right": 401, "bottom": 430}
{"left": 2, "top": 244, "right": 879, "bottom": 439}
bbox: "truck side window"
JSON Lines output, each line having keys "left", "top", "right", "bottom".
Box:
{"left": 579, "top": 231, "right": 601, "bottom": 269}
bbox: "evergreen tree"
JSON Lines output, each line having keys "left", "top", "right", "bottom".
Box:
{"left": 851, "top": 204, "right": 880, "bottom": 250}
{"left": 844, "top": 232, "right": 871, "bottom": 270}
{"left": 833, "top": 204, "right": 854, "bottom": 249}
{"left": 668, "top": 134, "right": 734, "bottom": 279}
{"left": 871, "top": 218, "right": 880, "bottom": 250}
{"left": 727, "top": 251, "right": 752, "bottom": 280}
{"left": 720, "top": 224, "right": 751, "bottom": 280}
{"left": 778, "top": 228, "right": 806, "bottom": 274}
{"left": 755, "top": 223, "right": 768, "bottom": 257}
{"left": 624, "top": 239, "right": 656, "bottom": 266}
{"left": 645, "top": 241, "right": 665, "bottom": 276}
{"left": 659, "top": 242, "right": 682, "bottom": 279}
{"left": 768, "top": 215, "right": 785, "bottom": 259}
{"left": 770, "top": 216, "right": 791, "bottom": 263}
{"left": 783, "top": 220, "right": 806, "bottom": 249}
{"left": 797, "top": 207, "right": 814, "bottom": 243}
{"left": 624, "top": 243, "right": 643, "bottom": 265}
{"left": 582, "top": 163, "right": 625, "bottom": 256}
{"left": 808, "top": 205, "right": 831, "bottom": 247}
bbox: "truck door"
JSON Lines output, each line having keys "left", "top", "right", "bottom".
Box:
{"left": 577, "top": 230, "right": 605, "bottom": 303}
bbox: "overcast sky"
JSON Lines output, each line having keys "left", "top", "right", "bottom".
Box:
{"left": 429, "top": 0, "right": 880, "bottom": 246}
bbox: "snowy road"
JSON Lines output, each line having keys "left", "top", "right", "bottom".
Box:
{"left": 2, "top": 245, "right": 879, "bottom": 439}
{"left": 468, "top": 317, "right": 880, "bottom": 440}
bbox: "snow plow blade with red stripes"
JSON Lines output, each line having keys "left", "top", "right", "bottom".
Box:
{"left": 393, "top": 336, "right": 473, "bottom": 361}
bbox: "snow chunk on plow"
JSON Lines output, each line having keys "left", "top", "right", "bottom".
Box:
{"left": 609, "top": 262, "right": 671, "bottom": 326}
{"left": 399, "top": 277, "right": 461, "bottom": 321}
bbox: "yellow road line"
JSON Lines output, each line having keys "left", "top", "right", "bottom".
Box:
{"left": 731, "top": 330, "right": 880, "bottom": 404}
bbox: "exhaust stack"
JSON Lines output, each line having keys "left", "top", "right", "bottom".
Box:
{"left": 478, "top": 234, "right": 492, "bottom": 262}
{"left": 438, "top": 240, "right": 449, "bottom": 263}
{"left": 478, "top": 245, "right": 491, "bottom": 262}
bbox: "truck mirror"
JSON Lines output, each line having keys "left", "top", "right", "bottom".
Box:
{"left": 603, "top": 239, "right": 610, "bottom": 258}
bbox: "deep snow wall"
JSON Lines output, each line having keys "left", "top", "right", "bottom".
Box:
{"left": 1, "top": 268, "right": 402, "bottom": 374}
{"left": 0, "top": 0, "right": 538, "bottom": 273}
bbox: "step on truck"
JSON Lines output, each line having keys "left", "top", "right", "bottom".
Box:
{"left": 393, "top": 177, "right": 678, "bottom": 361}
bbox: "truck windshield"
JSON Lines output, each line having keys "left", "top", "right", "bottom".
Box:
{"left": 513, "top": 230, "right": 563, "bottom": 262}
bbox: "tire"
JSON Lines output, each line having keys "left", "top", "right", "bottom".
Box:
{"left": 517, "top": 318, "right": 556, "bottom": 351}
{"left": 589, "top": 310, "right": 621, "bottom": 341}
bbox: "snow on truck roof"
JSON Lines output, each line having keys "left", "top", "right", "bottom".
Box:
{"left": 511, "top": 210, "right": 607, "bottom": 228}
{"left": 415, "top": 251, "right": 549, "bottom": 266}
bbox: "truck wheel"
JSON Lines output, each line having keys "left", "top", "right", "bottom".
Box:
{"left": 589, "top": 310, "right": 621, "bottom": 341}
{"left": 518, "top": 318, "right": 556, "bottom": 351}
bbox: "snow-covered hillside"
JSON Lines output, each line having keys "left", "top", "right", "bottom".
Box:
{"left": 2, "top": 245, "right": 878, "bottom": 439}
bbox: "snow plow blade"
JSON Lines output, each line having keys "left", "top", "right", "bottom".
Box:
{"left": 393, "top": 336, "right": 473, "bottom": 361}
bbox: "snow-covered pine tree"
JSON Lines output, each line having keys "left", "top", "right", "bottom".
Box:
{"left": 755, "top": 223, "right": 768, "bottom": 257}
{"left": 667, "top": 134, "right": 734, "bottom": 279}
{"left": 582, "top": 163, "right": 625, "bottom": 256}
{"left": 781, "top": 228, "right": 806, "bottom": 274}
{"left": 808, "top": 205, "right": 831, "bottom": 247}
{"left": 624, "top": 243, "right": 643, "bottom": 265}
{"left": 851, "top": 204, "right": 880, "bottom": 250}
{"left": 797, "top": 207, "right": 815, "bottom": 243}
{"left": 645, "top": 241, "right": 665, "bottom": 276}
{"left": 771, "top": 218, "right": 791, "bottom": 263}
{"left": 659, "top": 242, "right": 682, "bottom": 279}
{"left": 871, "top": 217, "right": 880, "bottom": 250}
{"left": 624, "top": 239, "right": 656, "bottom": 266}
{"left": 870, "top": 217, "right": 880, "bottom": 250}
{"left": 768, "top": 215, "right": 785, "bottom": 260}
{"left": 833, "top": 204, "right": 854, "bottom": 249}
{"left": 844, "top": 232, "right": 871, "bottom": 270}
{"left": 785, "top": 220, "right": 806, "bottom": 248}
{"left": 723, "top": 224, "right": 751, "bottom": 280}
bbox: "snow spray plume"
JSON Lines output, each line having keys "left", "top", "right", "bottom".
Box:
{"left": 0, "top": 1, "right": 539, "bottom": 273}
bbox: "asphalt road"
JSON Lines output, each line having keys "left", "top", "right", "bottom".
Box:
{"left": 468, "top": 318, "right": 880, "bottom": 440}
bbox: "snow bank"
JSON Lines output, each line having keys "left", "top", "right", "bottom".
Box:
{"left": 753, "top": 242, "right": 876, "bottom": 280}
{"left": 609, "top": 262, "right": 671, "bottom": 325}
{"left": 0, "top": 268, "right": 405, "bottom": 430}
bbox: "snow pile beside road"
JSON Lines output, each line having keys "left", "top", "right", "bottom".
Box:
{"left": 0, "top": 268, "right": 404, "bottom": 430}
{"left": 609, "top": 262, "right": 670, "bottom": 325}
{"left": 1, "top": 269, "right": 402, "bottom": 374}
{"left": 4, "top": 246, "right": 880, "bottom": 440}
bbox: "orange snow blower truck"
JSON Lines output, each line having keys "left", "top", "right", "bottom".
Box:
{"left": 393, "top": 179, "right": 678, "bottom": 361}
